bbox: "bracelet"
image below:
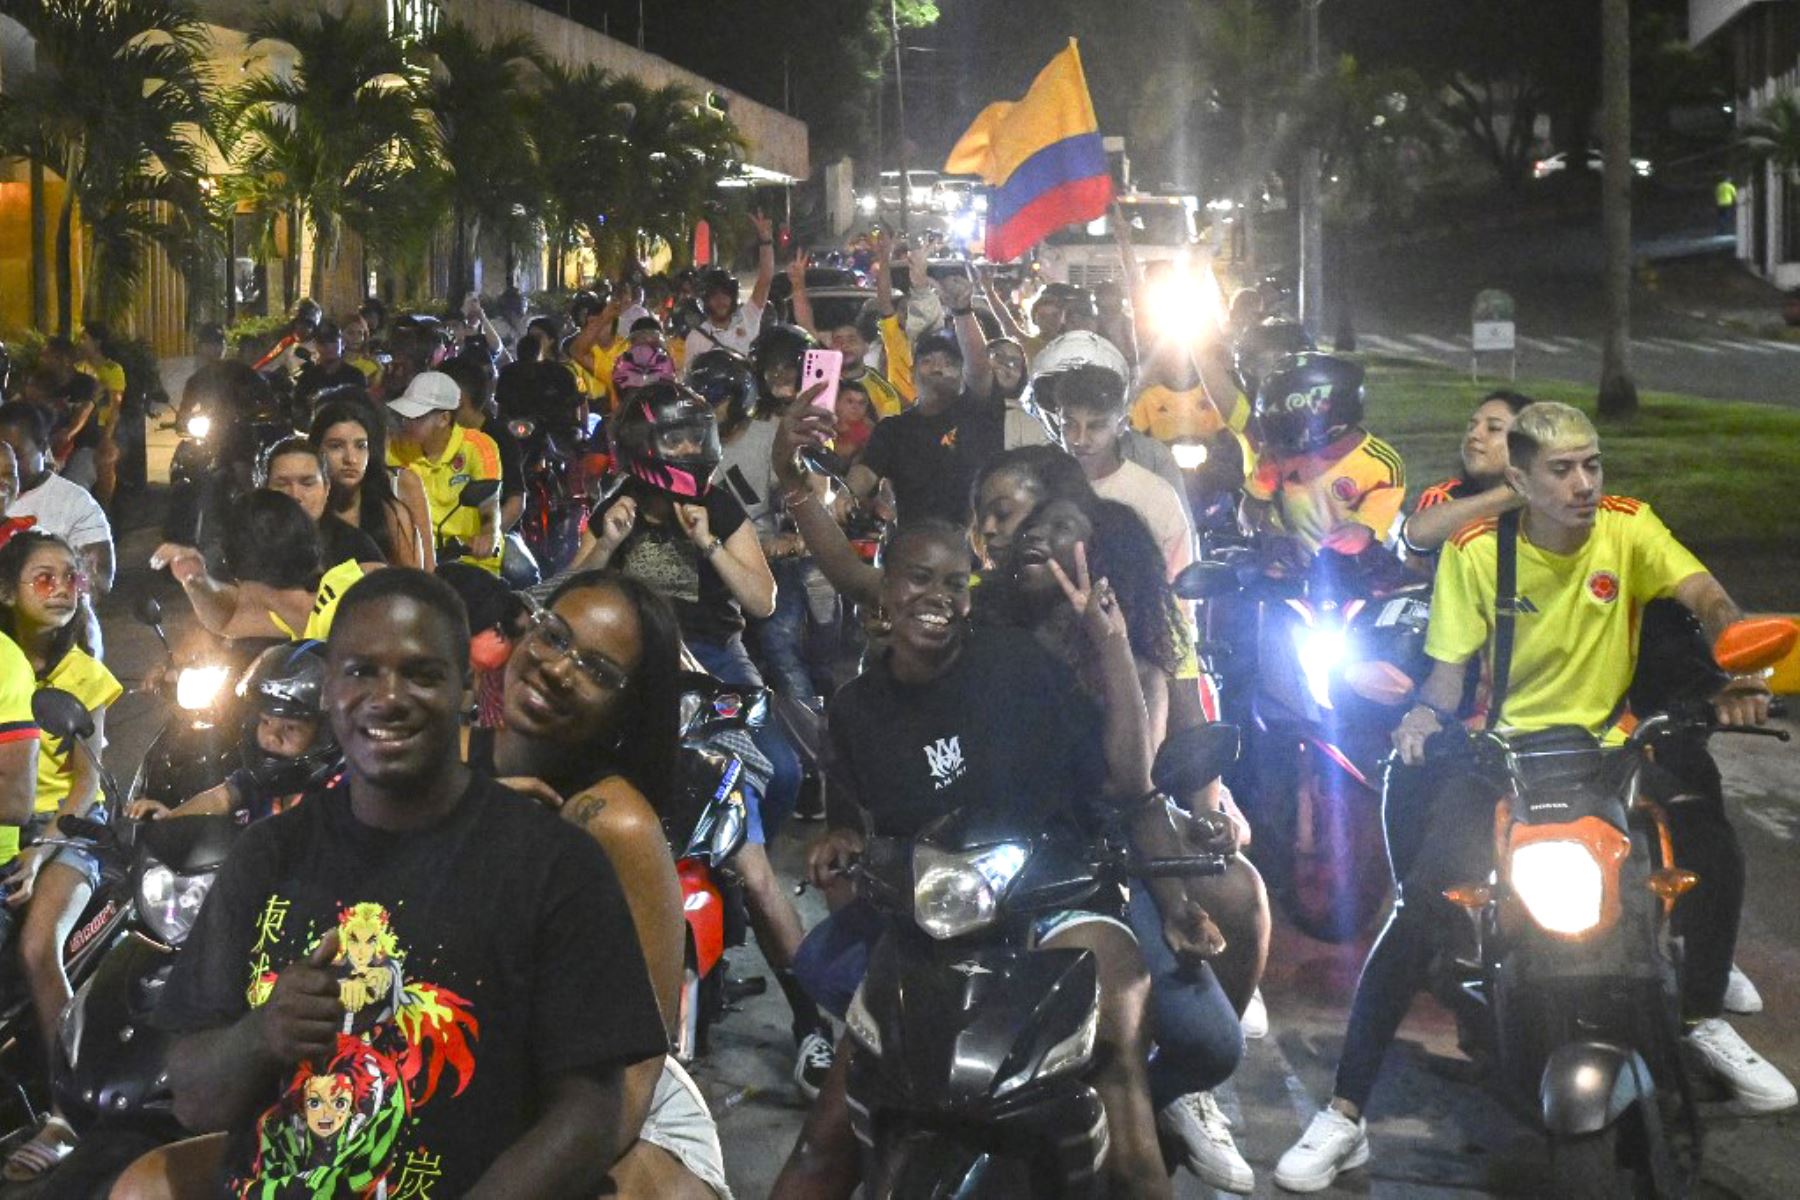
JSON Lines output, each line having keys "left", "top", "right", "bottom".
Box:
{"left": 782, "top": 487, "right": 817, "bottom": 510}
{"left": 1413, "top": 700, "right": 1456, "bottom": 723}
{"left": 951, "top": 306, "right": 974, "bottom": 317}
{"left": 702, "top": 537, "right": 725, "bottom": 558}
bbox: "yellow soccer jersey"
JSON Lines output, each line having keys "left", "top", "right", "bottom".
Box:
{"left": 33, "top": 649, "right": 122, "bottom": 814}
{"left": 1425, "top": 497, "right": 1706, "bottom": 738}
{"left": 1247, "top": 430, "right": 1406, "bottom": 553}
{"left": 392, "top": 424, "right": 503, "bottom": 575}
{"left": 0, "top": 635, "right": 40, "bottom": 864}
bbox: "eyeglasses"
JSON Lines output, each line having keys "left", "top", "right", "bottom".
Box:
{"left": 522, "top": 607, "right": 631, "bottom": 694}
{"left": 27, "top": 568, "right": 89, "bottom": 598}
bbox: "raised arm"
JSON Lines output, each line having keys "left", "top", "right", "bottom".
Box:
{"left": 787, "top": 250, "right": 818, "bottom": 337}
{"left": 940, "top": 273, "right": 993, "bottom": 399}
{"left": 981, "top": 270, "right": 1028, "bottom": 341}
{"left": 772, "top": 404, "right": 883, "bottom": 606}
{"left": 749, "top": 211, "right": 778, "bottom": 310}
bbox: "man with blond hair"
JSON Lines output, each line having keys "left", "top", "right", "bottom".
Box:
{"left": 1274, "top": 402, "right": 1792, "bottom": 1192}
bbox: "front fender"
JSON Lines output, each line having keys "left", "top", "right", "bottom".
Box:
{"left": 1539, "top": 1041, "right": 1654, "bottom": 1137}
{"left": 678, "top": 859, "right": 726, "bottom": 977}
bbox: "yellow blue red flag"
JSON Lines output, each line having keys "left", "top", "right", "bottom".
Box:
{"left": 943, "top": 40, "right": 1114, "bottom": 262}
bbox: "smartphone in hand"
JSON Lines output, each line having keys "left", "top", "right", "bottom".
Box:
{"left": 801, "top": 348, "right": 844, "bottom": 415}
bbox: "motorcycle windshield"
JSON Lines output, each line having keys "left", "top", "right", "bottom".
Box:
{"left": 1502, "top": 727, "right": 1630, "bottom": 828}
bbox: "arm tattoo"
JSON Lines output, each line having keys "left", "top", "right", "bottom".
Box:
{"left": 562, "top": 792, "right": 609, "bottom": 831}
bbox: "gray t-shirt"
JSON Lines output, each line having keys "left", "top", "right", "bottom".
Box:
{"left": 712, "top": 418, "right": 782, "bottom": 538}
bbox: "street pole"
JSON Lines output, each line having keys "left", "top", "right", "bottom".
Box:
{"left": 1298, "top": 0, "right": 1324, "bottom": 339}
{"left": 890, "top": 0, "right": 910, "bottom": 235}
{"left": 1597, "top": 0, "right": 1637, "bottom": 416}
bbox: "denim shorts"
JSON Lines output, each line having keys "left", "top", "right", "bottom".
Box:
{"left": 21, "top": 811, "right": 106, "bottom": 892}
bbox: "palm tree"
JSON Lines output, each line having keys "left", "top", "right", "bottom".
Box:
{"left": 417, "top": 22, "right": 544, "bottom": 298}
{"left": 604, "top": 78, "right": 747, "bottom": 270}
{"left": 0, "top": 0, "right": 217, "bottom": 332}
{"left": 1738, "top": 94, "right": 1800, "bottom": 182}
{"left": 220, "top": 6, "right": 432, "bottom": 305}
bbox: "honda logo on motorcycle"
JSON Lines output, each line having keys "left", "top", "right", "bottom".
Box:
{"left": 949, "top": 960, "right": 992, "bottom": 977}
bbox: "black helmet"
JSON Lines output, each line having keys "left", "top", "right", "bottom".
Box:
{"left": 699, "top": 268, "right": 738, "bottom": 305}
{"left": 686, "top": 349, "right": 758, "bottom": 427}
{"left": 235, "top": 641, "right": 340, "bottom": 796}
{"left": 1252, "top": 352, "right": 1365, "bottom": 455}
{"left": 292, "top": 298, "right": 322, "bottom": 329}
{"left": 748, "top": 323, "right": 818, "bottom": 414}
{"left": 609, "top": 380, "right": 722, "bottom": 499}
{"left": 669, "top": 298, "right": 704, "bottom": 339}
{"left": 1231, "top": 318, "right": 1315, "bottom": 398}
{"left": 569, "top": 289, "right": 608, "bottom": 328}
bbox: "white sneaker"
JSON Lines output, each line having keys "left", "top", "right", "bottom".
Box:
{"left": 1686, "top": 1017, "right": 1797, "bottom": 1114}
{"left": 1274, "top": 1106, "right": 1369, "bottom": 1193}
{"left": 1241, "top": 987, "right": 1269, "bottom": 1040}
{"left": 1724, "top": 963, "right": 1764, "bottom": 1015}
{"left": 1158, "top": 1090, "right": 1253, "bottom": 1194}
{"left": 793, "top": 1029, "right": 835, "bottom": 1101}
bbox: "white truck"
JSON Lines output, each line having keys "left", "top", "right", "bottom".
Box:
{"left": 1034, "top": 192, "right": 1205, "bottom": 288}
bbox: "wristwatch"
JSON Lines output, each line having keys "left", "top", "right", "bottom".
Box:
{"left": 702, "top": 536, "right": 725, "bottom": 558}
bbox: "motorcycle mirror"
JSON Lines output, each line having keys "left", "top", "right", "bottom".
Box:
{"left": 1173, "top": 560, "right": 1240, "bottom": 601}
{"left": 458, "top": 478, "right": 501, "bottom": 509}
{"left": 1151, "top": 723, "right": 1240, "bottom": 797}
{"left": 133, "top": 594, "right": 165, "bottom": 627}
{"left": 32, "top": 687, "right": 94, "bottom": 743}
{"left": 1714, "top": 618, "right": 1798, "bottom": 675}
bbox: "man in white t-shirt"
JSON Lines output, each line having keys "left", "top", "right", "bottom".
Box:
{"left": 1054, "top": 374, "right": 1194, "bottom": 581}
{"left": 0, "top": 402, "right": 114, "bottom": 595}
{"left": 683, "top": 212, "right": 777, "bottom": 364}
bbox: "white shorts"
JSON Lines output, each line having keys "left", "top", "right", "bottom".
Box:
{"left": 639, "top": 1055, "right": 733, "bottom": 1199}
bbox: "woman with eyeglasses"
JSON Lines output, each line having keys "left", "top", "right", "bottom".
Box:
{"left": 0, "top": 530, "right": 119, "bottom": 1180}
{"left": 465, "top": 569, "right": 732, "bottom": 1199}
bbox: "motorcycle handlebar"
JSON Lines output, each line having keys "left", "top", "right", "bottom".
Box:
{"left": 1128, "top": 854, "right": 1229, "bottom": 879}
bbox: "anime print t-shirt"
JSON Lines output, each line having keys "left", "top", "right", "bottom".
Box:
{"left": 155, "top": 775, "right": 667, "bottom": 1197}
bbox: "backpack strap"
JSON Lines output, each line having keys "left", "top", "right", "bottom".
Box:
{"left": 1487, "top": 508, "right": 1521, "bottom": 730}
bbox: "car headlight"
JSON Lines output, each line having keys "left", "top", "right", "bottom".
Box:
{"left": 1509, "top": 840, "right": 1604, "bottom": 935}
{"left": 857, "top": 194, "right": 878, "bottom": 214}
{"left": 174, "top": 663, "right": 231, "bottom": 712}
{"left": 913, "top": 843, "right": 1029, "bottom": 940}
{"left": 973, "top": 193, "right": 988, "bottom": 213}
{"left": 138, "top": 859, "right": 216, "bottom": 945}
{"left": 1294, "top": 626, "right": 1348, "bottom": 711}
{"left": 183, "top": 413, "right": 212, "bottom": 440}
{"left": 845, "top": 983, "right": 881, "bottom": 1057}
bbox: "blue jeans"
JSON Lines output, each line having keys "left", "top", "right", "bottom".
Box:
{"left": 686, "top": 634, "right": 802, "bottom": 839}
{"left": 1126, "top": 887, "right": 1244, "bottom": 1109}
{"left": 753, "top": 557, "right": 836, "bottom": 706}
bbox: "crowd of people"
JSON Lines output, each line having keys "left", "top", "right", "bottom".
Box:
{"left": 0, "top": 202, "right": 1788, "bottom": 1198}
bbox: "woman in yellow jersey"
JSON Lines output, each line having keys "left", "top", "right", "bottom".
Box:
{"left": 0, "top": 532, "right": 121, "bottom": 1179}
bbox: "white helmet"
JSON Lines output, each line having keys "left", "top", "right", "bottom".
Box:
{"left": 1026, "top": 330, "right": 1130, "bottom": 418}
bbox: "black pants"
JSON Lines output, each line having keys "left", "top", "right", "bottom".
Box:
{"left": 1331, "top": 747, "right": 1743, "bottom": 1110}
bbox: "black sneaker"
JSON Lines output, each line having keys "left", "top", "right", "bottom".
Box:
{"left": 792, "top": 777, "right": 826, "bottom": 822}
{"left": 793, "top": 1029, "right": 835, "bottom": 1100}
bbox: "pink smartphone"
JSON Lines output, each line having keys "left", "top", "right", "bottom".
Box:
{"left": 801, "top": 348, "right": 844, "bottom": 414}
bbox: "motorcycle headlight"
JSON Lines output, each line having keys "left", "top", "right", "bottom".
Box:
{"left": 1294, "top": 625, "right": 1348, "bottom": 711}
{"left": 174, "top": 663, "right": 231, "bottom": 712}
{"left": 138, "top": 858, "right": 216, "bottom": 945}
{"left": 183, "top": 412, "right": 212, "bottom": 440}
{"left": 845, "top": 983, "right": 881, "bottom": 1057}
{"left": 1171, "top": 440, "right": 1209, "bottom": 470}
{"left": 913, "top": 843, "right": 1029, "bottom": 941}
{"left": 997, "top": 992, "right": 1099, "bottom": 1097}
{"left": 1509, "top": 840, "right": 1604, "bottom": 935}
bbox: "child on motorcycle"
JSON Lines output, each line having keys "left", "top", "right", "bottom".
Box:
{"left": 1274, "top": 401, "right": 1792, "bottom": 1193}
{"left": 0, "top": 531, "right": 120, "bottom": 1180}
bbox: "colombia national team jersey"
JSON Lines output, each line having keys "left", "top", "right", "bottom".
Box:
{"left": 1247, "top": 429, "right": 1407, "bottom": 553}
{"left": 1425, "top": 496, "right": 1706, "bottom": 738}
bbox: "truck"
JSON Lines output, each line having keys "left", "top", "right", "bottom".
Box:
{"left": 1034, "top": 192, "right": 1205, "bottom": 288}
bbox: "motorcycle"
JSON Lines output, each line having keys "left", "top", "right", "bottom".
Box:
{"left": 123, "top": 596, "right": 257, "bottom": 814}
{"left": 505, "top": 415, "right": 591, "bottom": 576}
{"left": 1424, "top": 619, "right": 1794, "bottom": 1198}
{"left": 840, "top": 724, "right": 1238, "bottom": 1198}
{"left": 0, "top": 691, "right": 139, "bottom": 1137}
{"left": 434, "top": 479, "right": 542, "bottom": 589}
{"left": 164, "top": 382, "right": 295, "bottom": 551}
{"left": 1179, "top": 532, "right": 1428, "bottom": 942}
{"left": 661, "top": 668, "right": 770, "bottom": 1064}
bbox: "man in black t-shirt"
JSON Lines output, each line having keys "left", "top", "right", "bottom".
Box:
{"left": 848, "top": 330, "right": 1008, "bottom": 526}
{"left": 157, "top": 570, "right": 667, "bottom": 1196}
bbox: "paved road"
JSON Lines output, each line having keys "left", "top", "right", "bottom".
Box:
{"left": 55, "top": 479, "right": 1799, "bottom": 1200}
{"left": 1353, "top": 328, "right": 1800, "bottom": 409}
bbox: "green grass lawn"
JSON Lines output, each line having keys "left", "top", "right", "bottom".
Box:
{"left": 1361, "top": 358, "right": 1800, "bottom": 609}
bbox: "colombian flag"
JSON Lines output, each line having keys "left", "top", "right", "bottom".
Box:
{"left": 944, "top": 40, "right": 1113, "bottom": 263}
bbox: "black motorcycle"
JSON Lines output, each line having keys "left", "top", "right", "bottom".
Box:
{"left": 505, "top": 415, "right": 589, "bottom": 577}
{"left": 841, "top": 724, "right": 1238, "bottom": 1197}
{"left": 123, "top": 596, "right": 259, "bottom": 814}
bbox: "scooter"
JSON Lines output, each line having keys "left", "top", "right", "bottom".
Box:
{"left": 0, "top": 691, "right": 139, "bottom": 1139}
{"left": 663, "top": 669, "right": 769, "bottom": 1064}
{"left": 841, "top": 724, "right": 1237, "bottom": 1197}
{"left": 1180, "top": 535, "right": 1429, "bottom": 942}
{"left": 1426, "top": 619, "right": 1792, "bottom": 1199}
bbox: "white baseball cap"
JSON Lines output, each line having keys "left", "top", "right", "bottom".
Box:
{"left": 386, "top": 371, "right": 462, "bottom": 419}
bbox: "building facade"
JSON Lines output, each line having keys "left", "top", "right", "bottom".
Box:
{"left": 1693, "top": 0, "right": 1800, "bottom": 289}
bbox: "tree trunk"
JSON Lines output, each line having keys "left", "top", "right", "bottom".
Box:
{"left": 55, "top": 182, "right": 76, "bottom": 338}
{"left": 310, "top": 210, "right": 331, "bottom": 305}
{"left": 450, "top": 199, "right": 469, "bottom": 302}
{"left": 1597, "top": 0, "right": 1637, "bottom": 418}
{"left": 29, "top": 162, "right": 49, "bottom": 331}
